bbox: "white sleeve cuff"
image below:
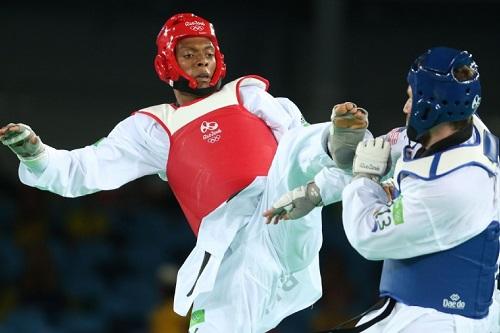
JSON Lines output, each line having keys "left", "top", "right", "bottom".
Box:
{"left": 314, "top": 166, "right": 352, "bottom": 206}
{"left": 18, "top": 148, "right": 49, "bottom": 174}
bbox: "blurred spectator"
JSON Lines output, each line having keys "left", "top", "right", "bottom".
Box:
{"left": 149, "top": 263, "right": 188, "bottom": 333}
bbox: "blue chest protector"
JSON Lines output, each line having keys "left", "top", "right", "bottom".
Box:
{"left": 380, "top": 221, "right": 499, "bottom": 318}
{"left": 381, "top": 116, "right": 500, "bottom": 319}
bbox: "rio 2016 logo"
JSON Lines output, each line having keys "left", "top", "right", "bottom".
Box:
{"left": 200, "top": 121, "right": 222, "bottom": 144}
{"left": 185, "top": 21, "right": 205, "bottom": 32}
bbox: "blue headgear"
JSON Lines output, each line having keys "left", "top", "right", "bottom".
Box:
{"left": 406, "top": 47, "right": 481, "bottom": 141}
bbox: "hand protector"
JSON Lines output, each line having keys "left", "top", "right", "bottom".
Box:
{"left": 263, "top": 182, "right": 323, "bottom": 224}
{"left": 352, "top": 137, "right": 391, "bottom": 182}
{"left": 329, "top": 102, "right": 369, "bottom": 169}
{"left": 331, "top": 102, "right": 368, "bottom": 129}
{"left": 0, "top": 123, "right": 45, "bottom": 159}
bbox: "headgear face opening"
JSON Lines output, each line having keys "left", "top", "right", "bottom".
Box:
{"left": 406, "top": 47, "right": 481, "bottom": 142}
{"left": 154, "top": 13, "right": 226, "bottom": 91}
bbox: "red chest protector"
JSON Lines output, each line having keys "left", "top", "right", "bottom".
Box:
{"left": 137, "top": 76, "right": 277, "bottom": 235}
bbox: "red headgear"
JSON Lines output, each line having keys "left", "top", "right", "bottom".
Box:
{"left": 154, "top": 13, "right": 226, "bottom": 89}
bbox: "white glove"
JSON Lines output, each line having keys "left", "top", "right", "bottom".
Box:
{"left": 263, "top": 182, "right": 323, "bottom": 224}
{"left": 352, "top": 137, "right": 391, "bottom": 182}
{"left": 0, "top": 123, "right": 45, "bottom": 159}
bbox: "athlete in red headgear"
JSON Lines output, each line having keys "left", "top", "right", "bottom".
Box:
{"left": 0, "top": 13, "right": 368, "bottom": 332}
{"left": 154, "top": 13, "right": 226, "bottom": 93}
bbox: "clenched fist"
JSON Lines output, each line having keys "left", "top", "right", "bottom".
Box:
{"left": 329, "top": 102, "right": 370, "bottom": 170}
{"left": 331, "top": 102, "right": 368, "bottom": 129}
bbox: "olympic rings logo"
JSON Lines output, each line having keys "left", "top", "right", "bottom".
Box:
{"left": 200, "top": 121, "right": 218, "bottom": 133}
{"left": 185, "top": 21, "right": 206, "bottom": 32}
{"left": 207, "top": 135, "right": 221, "bottom": 143}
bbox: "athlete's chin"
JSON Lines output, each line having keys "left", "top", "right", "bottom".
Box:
{"left": 196, "top": 82, "right": 211, "bottom": 89}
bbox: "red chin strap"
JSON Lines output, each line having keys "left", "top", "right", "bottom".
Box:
{"left": 154, "top": 13, "right": 226, "bottom": 89}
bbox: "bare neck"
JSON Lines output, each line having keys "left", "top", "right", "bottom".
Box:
{"left": 173, "top": 89, "right": 199, "bottom": 106}
{"left": 422, "top": 123, "right": 458, "bottom": 149}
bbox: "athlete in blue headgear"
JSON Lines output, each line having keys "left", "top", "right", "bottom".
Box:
{"left": 337, "top": 47, "right": 499, "bottom": 332}
{"left": 266, "top": 47, "right": 499, "bottom": 332}
{"left": 405, "top": 47, "right": 482, "bottom": 143}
